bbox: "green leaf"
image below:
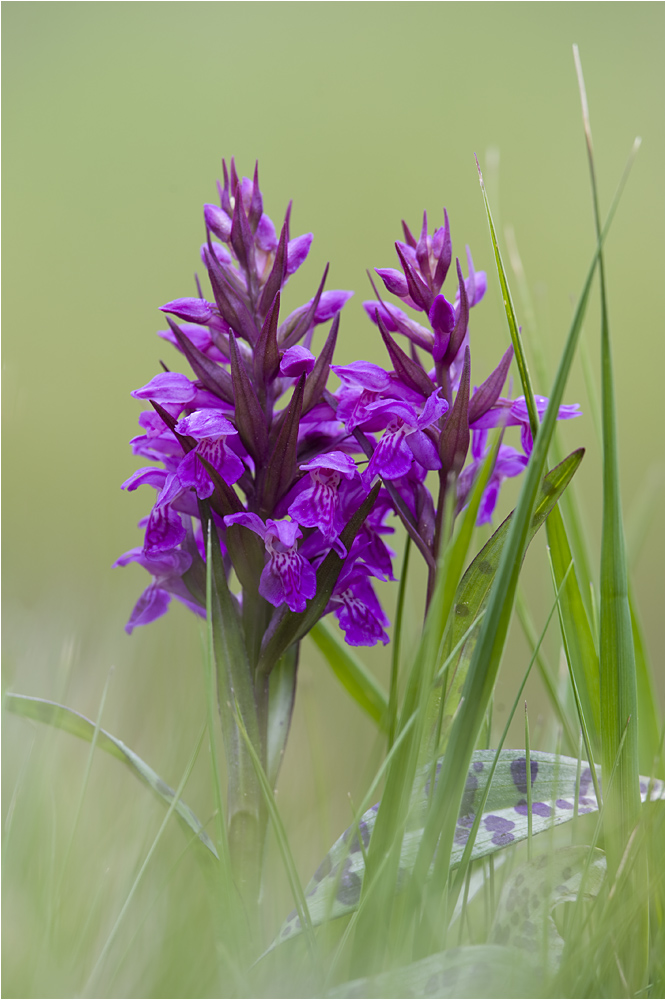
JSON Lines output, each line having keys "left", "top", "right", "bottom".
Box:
{"left": 308, "top": 620, "right": 389, "bottom": 733}
{"left": 268, "top": 750, "right": 664, "bottom": 949}
{"left": 4, "top": 692, "right": 218, "bottom": 861}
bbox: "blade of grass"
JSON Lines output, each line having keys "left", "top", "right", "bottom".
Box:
{"left": 630, "top": 596, "right": 662, "bottom": 775}
{"left": 435, "top": 450, "right": 584, "bottom": 752}
{"left": 4, "top": 692, "right": 218, "bottom": 861}
{"left": 548, "top": 545, "right": 602, "bottom": 809}
{"left": 485, "top": 150, "right": 602, "bottom": 754}
{"left": 505, "top": 223, "right": 598, "bottom": 618}
{"left": 574, "top": 41, "right": 646, "bottom": 991}
{"left": 525, "top": 702, "right": 533, "bottom": 860}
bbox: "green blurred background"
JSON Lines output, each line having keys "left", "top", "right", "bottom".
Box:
{"left": 3, "top": 3, "right": 663, "bottom": 995}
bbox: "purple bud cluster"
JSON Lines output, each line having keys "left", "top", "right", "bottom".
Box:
{"left": 118, "top": 162, "right": 580, "bottom": 651}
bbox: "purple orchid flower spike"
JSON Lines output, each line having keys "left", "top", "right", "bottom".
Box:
{"left": 358, "top": 205, "right": 581, "bottom": 600}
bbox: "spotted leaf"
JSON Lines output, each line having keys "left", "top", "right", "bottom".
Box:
{"left": 270, "top": 750, "right": 664, "bottom": 949}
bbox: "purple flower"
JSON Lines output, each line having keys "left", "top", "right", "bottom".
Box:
{"left": 288, "top": 451, "right": 359, "bottom": 546}
{"left": 131, "top": 372, "right": 197, "bottom": 415}
{"left": 332, "top": 361, "right": 424, "bottom": 432}
{"left": 286, "top": 233, "right": 313, "bottom": 276}
{"left": 113, "top": 547, "right": 203, "bottom": 634}
{"left": 364, "top": 390, "right": 448, "bottom": 482}
{"left": 174, "top": 410, "right": 244, "bottom": 496}
{"left": 470, "top": 394, "right": 582, "bottom": 456}
{"left": 328, "top": 561, "right": 390, "bottom": 647}
{"left": 280, "top": 345, "right": 316, "bottom": 377}
{"left": 224, "top": 513, "right": 316, "bottom": 613}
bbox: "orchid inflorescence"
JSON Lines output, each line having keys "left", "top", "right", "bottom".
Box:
{"left": 117, "top": 159, "right": 579, "bottom": 661}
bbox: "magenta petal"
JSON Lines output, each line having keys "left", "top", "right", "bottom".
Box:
{"left": 201, "top": 241, "right": 232, "bottom": 266}
{"left": 314, "top": 290, "right": 354, "bottom": 323}
{"left": 259, "top": 562, "right": 289, "bottom": 608}
{"left": 125, "top": 585, "right": 171, "bottom": 634}
{"left": 477, "top": 480, "right": 500, "bottom": 524}
{"left": 122, "top": 467, "right": 168, "bottom": 492}
{"left": 417, "top": 389, "right": 449, "bottom": 427}
{"left": 224, "top": 511, "right": 266, "bottom": 538}
{"left": 280, "top": 345, "right": 316, "bottom": 377}
{"left": 367, "top": 431, "right": 413, "bottom": 481}
{"left": 407, "top": 430, "right": 441, "bottom": 470}
{"left": 132, "top": 372, "right": 197, "bottom": 405}
{"left": 204, "top": 203, "right": 232, "bottom": 241}
{"left": 375, "top": 267, "right": 409, "bottom": 298}
{"left": 267, "top": 518, "right": 302, "bottom": 548}
{"left": 176, "top": 409, "right": 237, "bottom": 440}
{"left": 331, "top": 361, "right": 392, "bottom": 391}
{"left": 429, "top": 294, "right": 456, "bottom": 335}
{"left": 286, "top": 233, "right": 313, "bottom": 276}
{"left": 144, "top": 504, "right": 186, "bottom": 553}
{"left": 255, "top": 214, "right": 278, "bottom": 252}
{"left": 299, "top": 451, "right": 358, "bottom": 477}
{"left": 177, "top": 450, "right": 215, "bottom": 498}
{"left": 160, "top": 298, "right": 214, "bottom": 324}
